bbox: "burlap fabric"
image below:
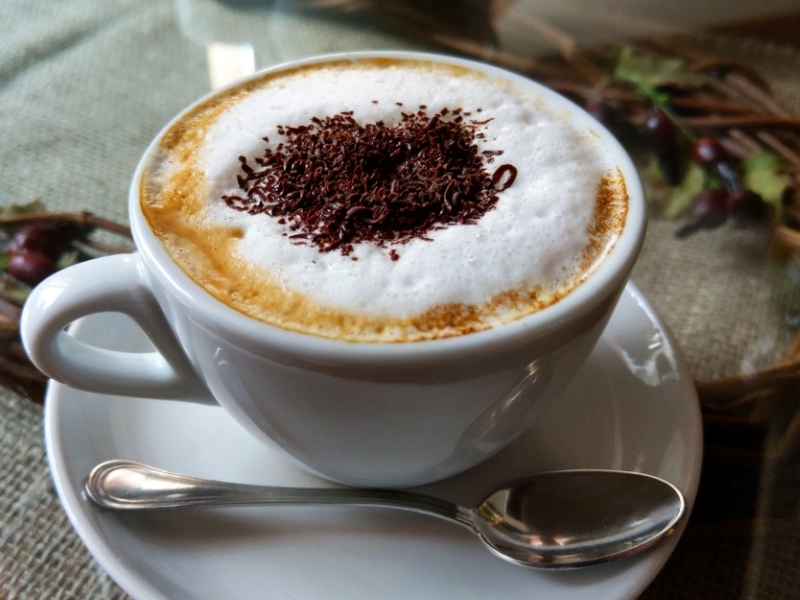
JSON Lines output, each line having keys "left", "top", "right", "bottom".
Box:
{"left": 1, "top": 1, "right": 799, "bottom": 597}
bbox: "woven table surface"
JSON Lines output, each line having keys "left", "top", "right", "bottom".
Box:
{"left": 2, "top": 1, "right": 800, "bottom": 598}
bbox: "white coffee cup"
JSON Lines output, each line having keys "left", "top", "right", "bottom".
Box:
{"left": 21, "top": 51, "right": 646, "bottom": 487}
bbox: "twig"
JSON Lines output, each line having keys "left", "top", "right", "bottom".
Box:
{"left": 696, "top": 360, "right": 800, "bottom": 403}
{"left": 676, "top": 115, "right": 800, "bottom": 132}
{"left": 0, "top": 297, "right": 21, "bottom": 323}
{"left": 549, "top": 79, "right": 758, "bottom": 116}
{"left": 728, "top": 127, "right": 770, "bottom": 154}
{"left": 74, "top": 238, "right": 134, "bottom": 256}
{"left": 0, "top": 288, "right": 25, "bottom": 307}
{"left": 0, "top": 353, "right": 46, "bottom": 386}
{"left": 766, "top": 408, "right": 800, "bottom": 461}
{"left": 430, "top": 32, "right": 582, "bottom": 82}
{"left": 0, "top": 210, "right": 131, "bottom": 238}
{"left": 755, "top": 131, "right": 800, "bottom": 170}
{"left": 513, "top": 14, "right": 606, "bottom": 84}
{"left": 774, "top": 225, "right": 800, "bottom": 252}
{"left": 724, "top": 71, "right": 794, "bottom": 119}
{"left": 689, "top": 58, "right": 772, "bottom": 92}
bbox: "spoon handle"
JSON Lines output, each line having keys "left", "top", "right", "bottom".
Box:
{"left": 85, "top": 459, "right": 472, "bottom": 526}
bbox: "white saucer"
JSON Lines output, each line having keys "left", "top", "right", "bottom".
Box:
{"left": 45, "top": 284, "right": 702, "bottom": 600}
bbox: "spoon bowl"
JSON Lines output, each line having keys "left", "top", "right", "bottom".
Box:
{"left": 473, "top": 471, "right": 686, "bottom": 568}
{"left": 85, "top": 460, "right": 685, "bottom": 570}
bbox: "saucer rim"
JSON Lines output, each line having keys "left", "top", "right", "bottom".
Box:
{"left": 43, "top": 283, "right": 702, "bottom": 600}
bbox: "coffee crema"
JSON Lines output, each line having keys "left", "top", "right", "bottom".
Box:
{"left": 141, "top": 57, "right": 628, "bottom": 342}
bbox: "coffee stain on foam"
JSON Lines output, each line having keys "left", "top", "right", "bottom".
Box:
{"left": 582, "top": 169, "right": 628, "bottom": 273}
{"left": 144, "top": 167, "right": 627, "bottom": 343}
{"left": 140, "top": 58, "right": 630, "bottom": 343}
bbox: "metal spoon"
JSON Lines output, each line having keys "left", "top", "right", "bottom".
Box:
{"left": 85, "top": 459, "right": 685, "bottom": 569}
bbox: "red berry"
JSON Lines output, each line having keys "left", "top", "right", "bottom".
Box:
{"left": 646, "top": 110, "right": 676, "bottom": 145}
{"left": 646, "top": 109, "right": 683, "bottom": 186}
{"left": 6, "top": 251, "right": 57, "bottom": 286}
{"left": 692, "top": 137, "right": 729, "bottom": 170}
{"left": 6, "top": 222, "right": 75, "bottom": 260}
{"left": 690, "top": 188, "right": 729, "bottom": 220}
{"left": 692, "top": 138, "right": 742, "bottom": 191}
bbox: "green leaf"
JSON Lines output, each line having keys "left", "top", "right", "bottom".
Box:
{"left": 742, "top": 152, "right": 788, "bottom": 207}
{"left": 56, "top": 250, "right": 79, "bottom": 270}
{"left": 644, "top": 159, "right": 706, "bottom": 217}
{"left": 1, "top": 199, "right": 50, "bottom": 242}
{"left": 664, "top": 163, "right": 706, "bottom": 217}
{"left": 0, "top": 274, "right": 31, "bottom": 302}
{"left": 0, "top": 199, "right": 48, "bottom": 218}
{"left": 612, "top": 46, "right": 702, "bottom": 98}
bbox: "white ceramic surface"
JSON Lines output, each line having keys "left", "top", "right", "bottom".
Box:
{"left": 24, "top": 50, "right": 647, "bottom": 487}
{"left": 45, "top": 284, "right": 702, "bottom": 600}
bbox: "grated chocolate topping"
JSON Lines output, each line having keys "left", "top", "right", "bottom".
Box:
{"left": 222, "top": 106, "right": 517, "bottom": 256}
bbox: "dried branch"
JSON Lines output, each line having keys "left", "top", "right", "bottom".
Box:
{"left": 0, "top": 210, "right": 131, "bottom": 238}
{"left": 0, "top": 208, "right": 133, "bottom": 403}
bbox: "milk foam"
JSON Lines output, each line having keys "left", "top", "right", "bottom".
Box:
{"left": 143, "top": 59, "right": 626, "bottom": 341}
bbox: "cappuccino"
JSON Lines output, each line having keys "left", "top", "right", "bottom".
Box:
{"left": 141, "top": 57, "right": 628, "bottom": 342}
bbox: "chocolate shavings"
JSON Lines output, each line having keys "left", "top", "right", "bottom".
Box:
{"left": 222, "top": 107, "right": 517, "bottom": 256}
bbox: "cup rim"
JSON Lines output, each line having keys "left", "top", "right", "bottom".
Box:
{"left": 129, "top": 50, "right": 646, "bottom": 365}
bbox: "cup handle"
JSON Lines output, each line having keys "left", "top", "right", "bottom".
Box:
{"left": 20, "top": 253, "right": 214, "bottom": 404}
